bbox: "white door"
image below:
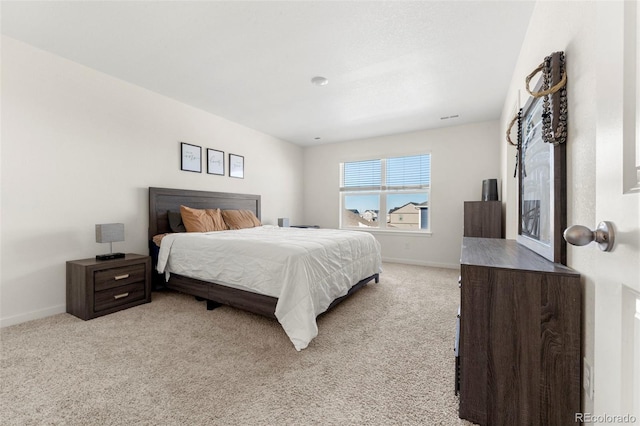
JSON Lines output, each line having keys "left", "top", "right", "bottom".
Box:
{"left": 592, "top": 1, "right": 640, "bottom": 422}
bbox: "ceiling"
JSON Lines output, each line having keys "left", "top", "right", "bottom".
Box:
{"left": 1, "top": 1, "right": 535, "bottom": 146}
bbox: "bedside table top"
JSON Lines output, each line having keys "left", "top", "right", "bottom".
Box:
{"left": 67, "top": 253, "right": 149, "bottom": 267}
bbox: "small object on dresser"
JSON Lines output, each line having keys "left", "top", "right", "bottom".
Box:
{"left": 278, "top": 218, "right": 290, "bottom": 227}
{"left": 95, "top": 223, "right": 125, "bottom": 260}
{"left": 481, "top": 178, "right": 499, "bottom": 201}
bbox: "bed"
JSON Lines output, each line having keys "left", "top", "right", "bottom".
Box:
{"left": 148, "top": 187, "right": 382, "bottom": 350}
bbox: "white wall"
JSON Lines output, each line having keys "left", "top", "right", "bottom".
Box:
{"left": 303, "top": 121, "right": 500, "bottom": 269}
{"left": 0, "top": 36, "right": 304, "bottom": 326}
{"left": 499, "top": 1, "right": 597, "bottom": 413}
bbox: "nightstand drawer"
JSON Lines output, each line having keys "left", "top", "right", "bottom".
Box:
{"left": 94, "top": 281, "right": 145, "bottom": 312}
{"left": 94, "top": 264, "right": 146, "bottom": 291}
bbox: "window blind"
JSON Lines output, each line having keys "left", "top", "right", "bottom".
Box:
{"left": 386, "top": 154, "right": 431, "bottom": 189}
{"left": 341, "top": 159, "right": 382, "bottom": 191}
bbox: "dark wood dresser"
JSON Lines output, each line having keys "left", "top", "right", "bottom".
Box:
{"left": 463, "top": 200, "right": 502, "bottom": 238}
{"left": 457, "top": 237, "right": 581, "bottom": 425}
{"left": 66, "top": 253, "right": 151, "bottom": 320}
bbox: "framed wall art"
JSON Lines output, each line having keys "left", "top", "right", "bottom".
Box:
{"left": 229, "top": 153, "right": 244, "bottom": 179}
{"left": 207, "top": 149, "right": 224, "bottom": 176}
{"left": 180, "top": 142, "right": 201, "bottom": 173}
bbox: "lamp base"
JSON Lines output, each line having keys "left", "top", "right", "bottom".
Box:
{"left": 96, "top": 252, "right": 126, "bottom": 261}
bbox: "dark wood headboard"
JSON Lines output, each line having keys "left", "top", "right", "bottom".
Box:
{"left": 148, "top": 187, "right": 261, "bottom": 239}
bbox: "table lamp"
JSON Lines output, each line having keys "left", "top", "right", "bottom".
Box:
{"left": 95, "top": 223, "right": 125, "bottom": 260}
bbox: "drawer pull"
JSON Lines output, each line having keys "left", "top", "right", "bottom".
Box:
{"left": 114, "top": 292, "right": 129, "bottom": 300}
{"left": 114, "top": 274, "right": 130, "bottom": 281}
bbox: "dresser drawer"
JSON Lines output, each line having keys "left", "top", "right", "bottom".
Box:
{"left": 94, "top": 281, "right": 146, "bottom": 312}
{"left": 94, "top": 264, "right": 146, "bottom": 292}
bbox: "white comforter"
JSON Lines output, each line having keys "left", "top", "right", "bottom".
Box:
{"left": 156, "top": 225, "right": 382, "bottom": 350}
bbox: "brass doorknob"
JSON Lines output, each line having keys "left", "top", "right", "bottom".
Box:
{"left": 563, "top": 221, "right": 615, "bottom": 252}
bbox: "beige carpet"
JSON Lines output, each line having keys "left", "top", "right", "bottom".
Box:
{"left": 1, "top": 263, "right": 473, "bottom": 425}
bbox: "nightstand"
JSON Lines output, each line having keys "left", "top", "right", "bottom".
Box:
{"left": 66, "top": 253, "right": 151, "bottom": 320}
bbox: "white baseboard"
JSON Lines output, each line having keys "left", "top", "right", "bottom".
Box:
{"left": 1, "top": 304, "right": 66, "bottom": 328}
{"left": 382, "top": 256, "right": 459, "bottom": 270}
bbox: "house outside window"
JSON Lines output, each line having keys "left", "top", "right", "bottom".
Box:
{"left": 340, "top": 154, "right": 431, "bottom": 232}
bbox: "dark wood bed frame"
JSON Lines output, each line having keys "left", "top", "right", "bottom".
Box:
{"left": 148, "top": 187, "right": 379, "bottom": 319}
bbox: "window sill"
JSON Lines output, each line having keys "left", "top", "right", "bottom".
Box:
{"left": 341, "top": 228, "right": 432, "bottom": 237}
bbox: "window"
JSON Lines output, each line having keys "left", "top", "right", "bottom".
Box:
{"left": 340, "top": 154, "right": 431, "bottom": 231}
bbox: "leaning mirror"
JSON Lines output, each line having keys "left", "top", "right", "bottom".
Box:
{"left": 517, "top": 53, "right": 567, "bottom": 264}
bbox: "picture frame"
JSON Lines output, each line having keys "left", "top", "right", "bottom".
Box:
{"left": 180, "top": 142, "right": 201, "bottom": 173}
{"left": 207, "top": 149, "right": 224, "bottom": 176}
{"left": 517, "top": 77, "right": 567, "bottom": 264}
{"left": 229, "top": 153, "right": 244, "bottom": 179}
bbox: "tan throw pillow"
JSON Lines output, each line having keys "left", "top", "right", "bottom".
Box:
{"left": 180, "top": 206, "right": 228, "bottom": 232}
{"left": 205, "top": 208, "right": 228, "bottom": 231}
{"left": 180, "top": 205, "right": 212, "bottom": 232}
{"left": 221, "top": 209, "right": 261, "bottom": 230}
